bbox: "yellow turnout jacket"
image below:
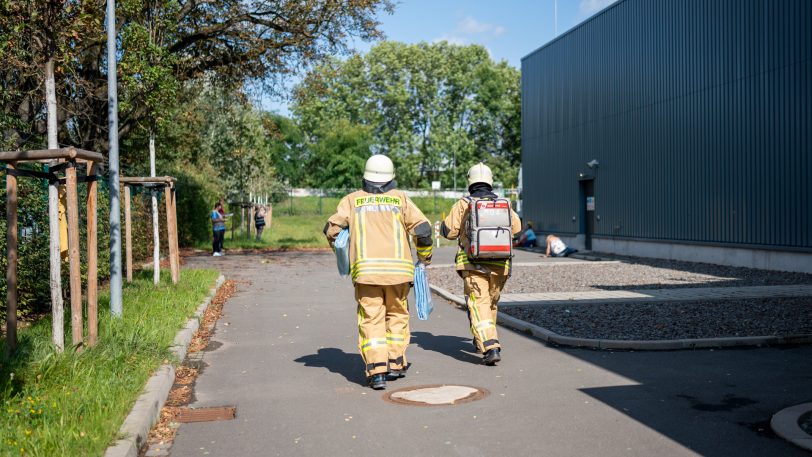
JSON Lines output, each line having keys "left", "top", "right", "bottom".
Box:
{"left": 325, "top": 187, "right": 433, "bottom": 285}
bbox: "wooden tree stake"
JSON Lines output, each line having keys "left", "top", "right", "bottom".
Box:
{"left": 124, "top": 185, "right": 133, "bottom": 282}
{"left": 5, "top": 163, "right": 18, "bottom": 356}
{"left": 65, "top": 163, "right": 82, "bottom": 348}
{"left": 165, "top": 186, "right": 180, "bottom": 284}
{"left": 249, "top": 204, "right": 255, "bottom": 240}
{"left": 86, "top": 163, "right": 98, "bottom": 346}
{"left": 171, "top": 188, "right": 180, "bottom": 282}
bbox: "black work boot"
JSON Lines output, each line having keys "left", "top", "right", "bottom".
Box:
{"left": 387, "top": 362, "right": 410, "bottom": 380}
{"left": 387, "top": 369, "right": 406, "bottom": 380}
{"left": 368, "top": 373, "right": 387, "bottom": 390}
{"left": 482, "top": 348, "right": 501, "bottom": 366}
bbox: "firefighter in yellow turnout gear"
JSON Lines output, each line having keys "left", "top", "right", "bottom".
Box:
{"left": 441, "top": 163, "right": 521, "bottom": 365}
{"left": 324, "top": 155, "right": 433, "bottom": 390}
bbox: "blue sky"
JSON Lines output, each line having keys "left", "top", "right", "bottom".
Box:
{"left": 262, "top": 0, "right": 618, "bottom": 115}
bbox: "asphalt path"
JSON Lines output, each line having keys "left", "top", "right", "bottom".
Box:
{"left": 171, "top": 250, "right": 812, "bottom": 457}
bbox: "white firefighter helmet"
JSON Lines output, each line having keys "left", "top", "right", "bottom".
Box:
{"left": 467, "top": 162, "right": 493, "bottom": 186}
{"left": 363, "top": 154, "right": 395, "bottom": 182}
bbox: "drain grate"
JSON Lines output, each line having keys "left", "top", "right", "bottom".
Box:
{"left": 383, "top": 385, "right": 488, "bottom": 406}
{"left": 176, "top": 406, "right": 236, "bottom": 423}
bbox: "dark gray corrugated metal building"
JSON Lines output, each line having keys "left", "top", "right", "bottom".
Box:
{"left": 521, "top": 0, "right": 812, "bottom": 271}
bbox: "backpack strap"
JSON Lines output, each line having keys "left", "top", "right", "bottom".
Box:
{"left": 460, "top": 196, "right": 473, "bottom": 235}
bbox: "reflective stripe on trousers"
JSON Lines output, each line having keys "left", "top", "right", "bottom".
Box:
{"left": 355, "top": 282, "right": 411, "bottom": 376}
{"left": 455, "top": 250, "right": 510, "bottom": 270}
{"left": 351, "top": 258, "right": 414, "bottom": 282}
{"left": 463, "top": 271, "right": 506, "bottom": 353}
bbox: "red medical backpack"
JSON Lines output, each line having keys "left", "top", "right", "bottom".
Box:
{"left": 465, "top": 197, "right": 513, "bottom": 260}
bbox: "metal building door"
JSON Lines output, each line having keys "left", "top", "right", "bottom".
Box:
{"left": 579, "top": 178, "right": 595, "bottom": 250}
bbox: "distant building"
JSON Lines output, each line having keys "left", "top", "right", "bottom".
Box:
{"left": 521, "top": 0, "right": 811, "bottom": 272}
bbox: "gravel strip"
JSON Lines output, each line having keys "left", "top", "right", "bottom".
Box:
{"left": 429, "top": 254, "right": 812, "bottom": 296}
{"left": 500, "top": 297, "right": 812, "bottom": 340}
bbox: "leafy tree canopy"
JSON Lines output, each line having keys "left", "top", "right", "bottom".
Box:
{"left": 292, "top": 41, "right": 521, "bottom": 189}
{"left": 1, "top": 0, "right": 394, "bottom": 152}
{"left": 307, "top": 119, "right": 373, "bottom": 189}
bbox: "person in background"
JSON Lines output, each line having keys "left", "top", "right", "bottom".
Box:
{"left": 254, "top": 205, "right": 267, "bottom": 241}
{"left": 545, "top": 234, "right": 577, "bottom": 257}
{"left": 218, "top": 197, "right": 227, "bottom": 217}
{"left": 515, "top": 222, "right": 537, "bottom": 247}
{"left": 211, "top": 202, "right": 226, "bottom": 256}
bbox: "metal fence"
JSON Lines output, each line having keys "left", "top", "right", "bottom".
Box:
{"left": 245, "top": 188, "right": 520, "bottom": 217}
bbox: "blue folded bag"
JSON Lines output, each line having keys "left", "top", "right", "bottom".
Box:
{"left": 414, "top": 262, "right": 433, "bottom": 320}
{"left": 334, "top": 228, "right": 350, "bottom": 277}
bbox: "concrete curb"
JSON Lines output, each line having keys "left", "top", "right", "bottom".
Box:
{"left": 104, "top": 274, "right": 226, "bottom": 457}
{"left": 771, "top": 402, "right": 812, "bottom": 452}
{"left": 429, "top": 284, "right": 812, "bottom": 350}
{"left": 427, "top": 260, "right": 620, "bottom": 269}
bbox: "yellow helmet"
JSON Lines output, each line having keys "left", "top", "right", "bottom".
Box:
{"left": 467, "top": 162, "right": 493, "bottom": 186}
{"left": 364, "top": 155, "right": 395, "bottom": 182}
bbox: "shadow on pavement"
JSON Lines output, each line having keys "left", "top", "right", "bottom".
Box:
{"left": 294, "top": 348, "right": 367, "bottom": 387}
{"left": 551, "top": 337, "right": 812, "bottom": 456}
{"left": 411, "top": 331, "right": 481, "bottom": 365}
{"left": 590, "top": 279, "right": 752, "bottom": 291}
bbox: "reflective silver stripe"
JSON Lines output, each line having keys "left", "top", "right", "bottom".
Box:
{"left": 361, "top": 338, "right": 388, "bottom": 352}
{"left": 357, "top": 204, "right": 401, "bottom": 213}
{"left": 475, "top": 320, "right": 495, "bottom": 330}
{"left": 393, "top": 212, "right": 403, "bottom": 259}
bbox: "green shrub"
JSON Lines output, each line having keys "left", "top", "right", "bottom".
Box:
{"left": 170, "top": 166, "right": 224, "bottom": 247}
{"left": 0, "top": 167, "right": 58, "bottom": 320}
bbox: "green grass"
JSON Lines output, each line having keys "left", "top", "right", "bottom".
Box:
{"left": 265, "top": 215, "right": 330, "bottom": 248}
{"left": 195, "top": 214, "right": 331, "bottom": 250}
{"left": 272, "top": 195, "right": 342, "bottom": 216}
{"left": 409, "top": 196, "right": 459, "bottom": 221}
{"left": 0, "top": 268, "right": 220, "bottom": 456}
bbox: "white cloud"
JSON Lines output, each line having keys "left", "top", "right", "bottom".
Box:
{"left": 434, "top": 15, "right": 505, "bottom": 46}
{"left": 457, "top": 16, "right": 506, "bottom": 36}
{"left": 459, "top": 16, "right": 492, "bottom": 34}
{"left": 579, "top": 0, "right": 618, "bottom": 15}
{"left": 432, "top": 34, "right": 467, "bottom": 46}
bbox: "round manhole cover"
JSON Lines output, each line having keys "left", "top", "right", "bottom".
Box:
{"left": 383, "top": 384, "right": 488, "bottom": 406}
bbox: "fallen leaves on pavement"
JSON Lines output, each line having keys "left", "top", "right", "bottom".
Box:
{"left": 140, "top": 279, "right": 241, "bottom": 456}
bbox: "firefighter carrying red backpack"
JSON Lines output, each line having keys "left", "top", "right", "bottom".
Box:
{"left": 439, "top": 162, "right": 522, "bottom": 366}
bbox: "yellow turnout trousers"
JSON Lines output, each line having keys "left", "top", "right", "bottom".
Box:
{"left": 355, "top": 282, "right": 411, "bottom": 377}
{"left": 463, "top": 271, "right": 507, "bottom": 353}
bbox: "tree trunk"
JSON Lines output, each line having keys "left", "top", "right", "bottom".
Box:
{"left": 45, "top": 58, "right": 65, "bottom": 353}
{"left": 150, "top": 130, "right": 160, "bottom": 285}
